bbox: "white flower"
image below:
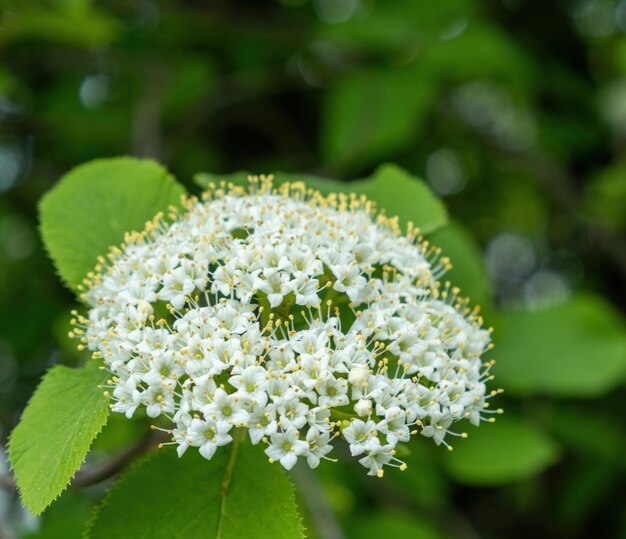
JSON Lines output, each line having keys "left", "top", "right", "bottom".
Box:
{"left": 229, "top": 365, "right": 269, "bottom": 406}
{"left": 159, "top": 267, "right": 196, "bottom": 309}
{"left": 265, "top": 428, "right": 309, "bottom": 470}
{"left": 342, "top": 419, "right": 378, "bottom": 456}
{"left": 205, "top": 388, "right": 249, "bottom": 426}
{"left": 292, "top": 272, "right": 321, "bottom": 307}
{"left": 305, "top": 426, "right": 334, "bottom": 468}
{"left": 276, "top": 398, "right": 309, "bottom": 430}
{"left": 317, "top": 376, "right": 349, "bottom": 408}
{"left": 77, "top": 175, "right": 496, "bottom": 476}
{"left": 377, "top": 406, "right": 411, "bottom": 444}
{"left": 254, "top": 268, "right": 292, "bottom": 308}
{"left": 247, "top": 405, "right": 278, "bottom": 444}
{"left": 110, "top": 376, "right": 141, "bottom": 418}
{"left": 186, "top": 418, "right": 232, "bottom": 459}
{"left": 421, "top": 412, "right": 454, "bottom": 446}
{"left": 140, "top": 384, "right": 176, "bottom": 418}
{"left": 358, "top": 442, "right": 394, "bottom": 477}
{"left": 331, "top": 263, "right": 367, "bottom": 302}
{"left": 141, "top": 350, "right": 184, "bottom": 386}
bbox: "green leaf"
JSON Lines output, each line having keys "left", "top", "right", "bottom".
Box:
{"left": 0, "top": 5, "right": 120, "bottom": 48}
{"left": 318, "top": 0, "right": 473, "bottom": 54}
{"left": 443, "top": 417, "right": 560, "bottom": 485}
{"left": 87, "top": 441, "right": 304, "bottom": 539}
{"left": 347, "top": 512, "right": 446, "bottom": 539}
{"left": 430, "top": 221, "right": 491, "bottom": 307}
{"left": 353, "top": 164, "right": 447, "bottom": 234}
{"left": 8, "top": 361, "right": 109, "bottom": 515}
{"left": 419, "top": 24, "right": 534, "bottom": 90}
{"left": 40, "top": 157, "right": 186, "bottom": 292}
{"left": 194, "top": 164, "right": 447, "bottom": 234}
{"left": 493, "top": 294, "right": 626, "bottom": 397}
{"left": 584, "top": 164, "right": 626, "bottom": 232}
{"left": 322, "top": 68, "right": 436, "bottom": 167}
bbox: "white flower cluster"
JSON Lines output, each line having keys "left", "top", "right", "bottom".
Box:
{"left": 72, "top": 177, "right": 498, "bottom": 477}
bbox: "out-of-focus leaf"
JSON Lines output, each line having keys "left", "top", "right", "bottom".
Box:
{"left": 40, "top": 158, "right": 186, "bottom": 292}
{"left": 319, "top": 0, "right": 475, "bottom": 53}
{"left": 420, "top": 24, "right": 535, "bottom": 90}
{"left": 549, "top": 406, "right": 626, "bottom": 463}
{"left": 430, "top": 221, "right": 491, "bottom": 306}
{"left": 556, "top": 462, "right": 616, "bottom": 531}
{"left": 353, "top": 164, "right": 447, "bottom": 234}
{"left": 584, "top": 164, "right": 626, "bottom": 231}
{"left": 322, "top": 68, "right": 436, "bottom": 167}
{"left": 163, "top": 58, "right": 216, "bottom": 118}
{"left": 0, "top": 6, "right": 119, "bottom": 48}
{"left": 8, "top": 361, "right": 109, "bottom": 515}
{"left": 87, "top": 442, "right": 304, "bottom": 539}
{"left": 0, "top": 66, "right": 19, "bottom": 95}
{"left": 41, "top": 77, "right": 131, "bottom": 159}
{"left": 443, "top": 417, "right": 560, "bottom": 485}
{"left": 347, "top": 512, "right": 446, "bottom": 539}
{"left": 493, "top": 294, "right": 626, "bottom": 397}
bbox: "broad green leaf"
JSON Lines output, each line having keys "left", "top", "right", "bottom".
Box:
{"left": 347, "top": 512, "right": 446, "bottom": 539}
{"left": 493, "top": 294, "right": 626, "bottom": 396}
{"left": 40, "top": 157, "right": 186, "bottom": 292}
{"left": 353, "top": 164, "right": 447, "bottom": 234}
{"left": 443, "top": 417, "right": 559, "bottom": 485}
{"left": 322, "top": 68, "right": 436, "bottom": 167}
{"left": 430, "top": 221, "right": 491, "bottom": 307}
{"left": 8, "top": 361, "right": 109, "bottom": 515}
{"left": 87, "top": 441, "right": 304, "bottom": 539}
{"left": 195, "top": 164, "right": 447, "bottom": 234}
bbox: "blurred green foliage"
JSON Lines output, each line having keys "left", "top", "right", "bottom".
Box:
{"left": 1, "top": 0, "right": 626, "bottom": 538}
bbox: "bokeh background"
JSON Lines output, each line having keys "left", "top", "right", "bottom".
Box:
{"left": 1, "top": 1, "right": 626, "bottom": 538}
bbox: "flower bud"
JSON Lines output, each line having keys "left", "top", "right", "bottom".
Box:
{"left": 348, "top": 366, "right": 368, "bottom": 387}
{"left": 137, "top": 300, "right": 154, "bottom": 316}
{"left": 354, "top": 399, "right": 372, "bottom": 417}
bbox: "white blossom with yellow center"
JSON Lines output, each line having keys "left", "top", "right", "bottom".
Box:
{"left": 71, "top": 176, "right": 499, "bottom": 477}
